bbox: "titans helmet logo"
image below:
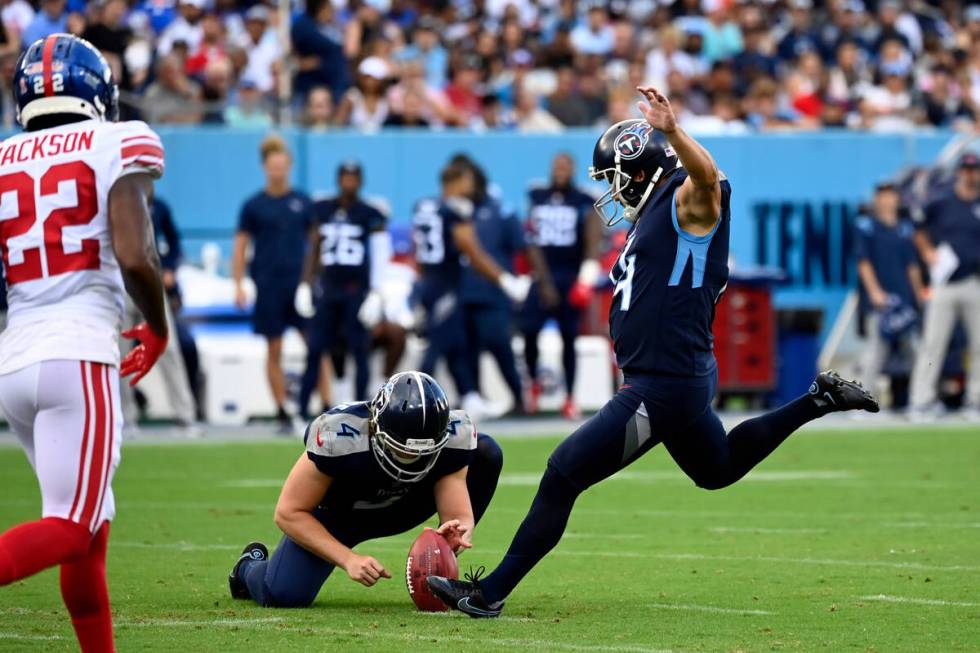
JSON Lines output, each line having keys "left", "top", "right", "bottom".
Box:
{"left": 614, "top": 123, "right": 652, "bottom": 160}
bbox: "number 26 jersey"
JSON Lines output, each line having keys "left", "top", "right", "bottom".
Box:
{"left": 0, "top": 119, "right": 165, "bottom": 374}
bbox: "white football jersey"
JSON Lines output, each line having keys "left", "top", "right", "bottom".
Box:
{"left": 0, "top": 119, "right": 164, "bottom": 374}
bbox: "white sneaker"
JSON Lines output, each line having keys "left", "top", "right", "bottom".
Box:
{"left": 461, "top": 392, "right": 507, "bottom": 421}
{"left": 906, "top": 403, "right": 944, "bottom": 423}
{"left": 959, "top": 405, "right": 980, "bottom": 423}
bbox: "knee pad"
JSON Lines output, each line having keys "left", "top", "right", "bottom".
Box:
{"left": 475, "top": 434, "right": 504, "bottom": 473}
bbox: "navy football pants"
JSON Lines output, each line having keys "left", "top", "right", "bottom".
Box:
{"left": 464, "top": 302, "right": 523, "bottom": 406}
{"left": 418, "top": 288, "right": 475, "bottom": 397}
{"left": 299, "top": 290, "right": 370, "bottom": 416}
{"left": 241, "top": 434, "right": 503, "bottom": 607}
{"left": 478, "top": 372, "right": 825, "bottom": 603}
{"left": 521, "top": 280, "right": 580, "bottom": 396}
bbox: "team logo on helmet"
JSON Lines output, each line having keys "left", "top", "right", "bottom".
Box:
{"left": 613, "top": 123, "right": 652, "bottom": 160}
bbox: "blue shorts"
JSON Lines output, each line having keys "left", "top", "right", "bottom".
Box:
{"left": 253, "top": 282, "right": 305, "bottom": 338}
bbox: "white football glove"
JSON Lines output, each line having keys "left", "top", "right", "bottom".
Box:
{"left": 357, "top": 290, "right": 385, "bottom": 329}
{"left": 499, "top": 273, "right": 532, "bottom": 303}
{"left": 294, "top": 282, "right": 315, "bottom": 319}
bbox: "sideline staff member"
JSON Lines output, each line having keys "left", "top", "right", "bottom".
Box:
{"left": 232, "top": 136, "right": 315, "bottom": 433}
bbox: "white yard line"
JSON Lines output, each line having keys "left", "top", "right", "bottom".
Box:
{"left": 882, "top": 521, "right": 980, "bottom": 529}
{"left": 114, "top": 540, "right": 242, "bottom": 551}
{"left": 648, "top": 602, "right": 773, "bottom": 616}
{"left": 858, "top": 594, "right": 980, "bottom": 608}
{"left": 118, "top": 617, "right": 284, "bottom": 627}
{"left": 0, "top": 633, "right": 65, "bottom": 641}
{"left": 708, "top": 527, "right": 828, "bottom": 535}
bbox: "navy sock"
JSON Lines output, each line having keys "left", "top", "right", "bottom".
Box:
{"left": 480, "top": 464, "right": 580, "bottom": 604}
{"left": 725, "top": 393, "right": 824, "bottom": 477}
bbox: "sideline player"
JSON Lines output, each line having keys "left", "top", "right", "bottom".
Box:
{"left": 411, "top": 160, "right": 530, "bottom": 416}
{"left": 427, "top": 88, "right": 879, "bottom": 617}
{"left": 522, "top": 152, "right": 603, "bottom": 419}
{"left": 228, "top": 371, "right": 503, "bottom": 607}
{"left": 0, "top": 35, "right": 169, "bottom": 650}
{"left": 298, "top": 161, "right": 388, "bottom": 418}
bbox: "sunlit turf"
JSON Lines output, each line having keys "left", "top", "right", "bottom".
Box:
{"left": 1, "top": 425, "right": 978, "bottom": 652}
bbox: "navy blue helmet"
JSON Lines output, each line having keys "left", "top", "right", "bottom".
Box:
{"left": 589, "top": 118, "right": 680, "bottom": 226}
{"left": 14, "top": 34, "right": 119, "bottom": 130}
{"left": 369, "top": 371, "right": 451, "bottom": 482}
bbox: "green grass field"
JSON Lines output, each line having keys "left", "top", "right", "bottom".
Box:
{"left": 1, "top": 426, "right": 978, "bottom": 652}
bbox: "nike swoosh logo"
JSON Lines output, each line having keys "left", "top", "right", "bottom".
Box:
{"left": 458, "top": 596, "right": 498, "bottom": 616}
{"left": 316, "top": 432, "right": 324, "bottom": 447}
{"left": 823, "top": 391, "right": 836, "bottom": 405}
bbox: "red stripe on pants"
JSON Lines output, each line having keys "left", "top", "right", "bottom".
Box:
{"left": 68, "top": 362, "right": 92, "bottom": 520}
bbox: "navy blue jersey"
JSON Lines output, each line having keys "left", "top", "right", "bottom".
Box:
{"left": 314, "top": 197, "right": 386, "bottom": 293}
{"left": 304, "top": 402, "right": 477, "bottom": 513}
{"left": 854, "top": 215, "right": 917, "bottom": 308}
{"left": 412, "top": 197, "right": 471, "bottom": 286}
{"left": 238, "top": 190, "right": 315, "bottom": 286}
{"left": 917, "top": 191, "right": 980, "bottom": 282}
{"left": 461, "top": 197, "right": 525, "bottom": 305}
{"left": 526, "top": 185, "right": 594, "bottom": 276}
{"left": 608, "top": 170, "right": 732, "bottom": 377}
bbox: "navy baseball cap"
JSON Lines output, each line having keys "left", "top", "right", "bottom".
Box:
{"left": 337, "top": 160, "right": 363, "bottom": 177}
{"left": 958, "top": 153, "right": 980, "bottom": 169}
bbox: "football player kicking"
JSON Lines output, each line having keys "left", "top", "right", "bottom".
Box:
{"left": 0, "top": 36, "right": 169, "bottom": 650}
{"left": 427, "top": 87, "right": 880, "bottom": 617}
{"left": 228, "top": 371, "right": 503, "bottom": 607}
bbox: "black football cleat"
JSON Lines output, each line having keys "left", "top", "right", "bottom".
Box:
{"left": 229, "top": 541, "right": 268, "bottom": 600}
{"left": 426, "top": 566, "right": 504, "bottom": 618}
{"left": 808, "top": 370, "right": 880, "bottom": 413}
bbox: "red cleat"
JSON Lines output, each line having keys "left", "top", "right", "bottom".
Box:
{"left": 527, "top": 381, "right": 542, "bottom": 415}
{"left": 561, "top": 398, "right": 581, "bottom": 420}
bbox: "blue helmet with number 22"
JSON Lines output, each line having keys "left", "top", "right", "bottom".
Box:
{"left": 13, "top": 34, "right": 119, "bottom": 130}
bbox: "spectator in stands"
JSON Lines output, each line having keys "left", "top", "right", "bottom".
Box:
{"left": 921, "top": 64, "right": 974, "bottom": 128}
{"left": 237, "top": 4, "right": 279, "bottom": 96}
{"left": 514, "top": 84, "right": 562, "bottom": 133}
{"left": 143, "top": 53, "right": 203, "bottom": 123}
{"left": 1, "top": 0, "right": 34, "bottom": 41}
{"left": 184, "top": 11, "right": 226, "bottom": 78}
{"left": 396, "top": 15, "right": 447, "bottom": 91}
{"left": 383, "top": 85, "right": 430, "bottom": 127}
{"left": 548, "top": 66, "right": 592, "bottom": 127}
{"left": 303, "top": 86, "right": 333, "bottom": 129}
{"left": 701, "top": 0, "right": 743, "bottom": 63}
{"left": 859, "top": 60, "right": 915, "bottom": 131}
{"left": 909, "top": 153, "right": 980, "bottom": 420}
{"left": 334, "top": 56, "right": 390, "bottom": 130}
{"left": 225, "top": 79, "right": 274, "bottom": 128}
{"left": 291, "top": 0, "right": 350, "bottom": 103}
{"left": 157, "top": 0, "right": 204, "bottom": 57}
{"left": 854, "top": 181, "right": 923, "bottom": 405}
{"left": 200, "top": 56, "right": 232, "bottom": 124}
{"left": 81, "top": 0, "right": 130, "bottom": 86}
{"left": 570, "top": 3, "right": 613, "bottom": 56}
{"left": 22, "top": 0, "right": 66, "bottom": 45}
{"left": 645, "top": 25, "right": 704, "bottom": 90}
{"left": 232, "top": 136, "right": 315, "bottom": 434}
{"left": 444, "top": 54, "right": 484, "bottom": 125}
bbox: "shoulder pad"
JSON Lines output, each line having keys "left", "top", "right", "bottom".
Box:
{"left": 305, "top": 404, "right": 372, "bottom": 458}
{"left": 116, "top": 120, "right": 164, "bottom": 179}
{"left": 444, "top": 197, "right": 474, "bottom": 220}
{"left": 446, "top": 410, "right": 478, "bottom": 451}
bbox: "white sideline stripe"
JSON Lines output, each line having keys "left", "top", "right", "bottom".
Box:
{"left": 648, "top": 602, "right": 773, "bottom": 616}
{"left": 498, "top": 469, "right": 855, "bottom": 486}
{"left": 859, "top": 594, "right": 980, "bottom": 608}
{"left": 0, "top": 633, "right": 65, "bottom": 641}
{"left": 708, "top": 527, "right": 828, "bottom": 535}
{"left": 119, "top": 618, "right": 686, "bottom": 653}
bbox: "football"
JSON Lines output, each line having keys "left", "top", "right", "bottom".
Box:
{"left": 405, "top": 528, "right": 458, "bottom": 612}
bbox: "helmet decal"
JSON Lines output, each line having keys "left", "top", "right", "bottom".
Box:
{"left": 613, "top": 122, "right": 653, "bottom": 161}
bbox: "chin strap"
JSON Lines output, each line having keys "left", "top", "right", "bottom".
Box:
{"left": 622, "top": 172, "right": 660, "bottom": 224}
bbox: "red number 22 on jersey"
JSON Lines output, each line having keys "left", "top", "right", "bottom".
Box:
{"left": 0, "top": 161, "right": 100, "bottom": 285}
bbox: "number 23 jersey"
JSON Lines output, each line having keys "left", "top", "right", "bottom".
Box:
{"left": 0, "top": 119, "right": 165, "bottom": 374}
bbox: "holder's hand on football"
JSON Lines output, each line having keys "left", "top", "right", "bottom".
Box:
{"left": 343, "top": 553, "right": 391, "bottom": 587}
{"left": 636, "top": 86, "right": 677, "bottom": 134}
{"left": 434, "top": 520, "right": 472, "bottom": 554}
{"left": 120, "top": 322, "right": 168, "bottom": 387}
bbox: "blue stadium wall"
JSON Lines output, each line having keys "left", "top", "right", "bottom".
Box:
{"left": 2, "top": 126, "right": 954, "bottom": 337}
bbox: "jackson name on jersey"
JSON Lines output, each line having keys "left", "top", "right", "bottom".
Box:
{"left": 0, "top": 119, "right": 164, "bottom": 375}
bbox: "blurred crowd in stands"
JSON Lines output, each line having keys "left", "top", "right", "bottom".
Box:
{"left": 2, "top": 0, "right": 980, "bottom": 131}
